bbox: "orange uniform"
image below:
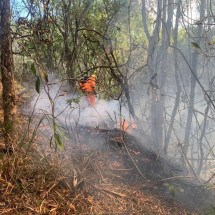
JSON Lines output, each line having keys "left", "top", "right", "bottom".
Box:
{"left": 79, "top": 75, "right": 97, "bottom": 106}
{"left": 87, "top": 76, "right": 96, "bottom": 92}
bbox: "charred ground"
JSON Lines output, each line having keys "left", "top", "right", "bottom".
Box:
{"left": 63, "top": 126, "right": 215, "bottom": 214}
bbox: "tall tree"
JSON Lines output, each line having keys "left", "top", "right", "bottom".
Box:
{"left": 141, "top": 0, "right": 164, "bottom": 151}
{"left": 0, "top": 0, "right": 16, "bottom": 151}
{"left": 164, "top": 0, "right": 182, "bottom": 153}
{"left": 182, "top": 0, "right": 206, "bottom": 166}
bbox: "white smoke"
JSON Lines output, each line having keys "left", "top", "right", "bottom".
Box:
{"left": 31, "top": 78, "right": 132, "bottom": 132}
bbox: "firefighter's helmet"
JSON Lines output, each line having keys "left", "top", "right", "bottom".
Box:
{"left": 91, "top": 74, "right": 96, "bottom": 79}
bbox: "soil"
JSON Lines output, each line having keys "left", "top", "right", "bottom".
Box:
{"left": 64, "top": 126, "right": 215, "bottom": 214}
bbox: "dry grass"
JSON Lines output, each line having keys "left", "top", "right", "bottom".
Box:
{"left": 0, "top": 136, "right": 200, "bottom": 215}
{"left": 0, "top": 142, "right": 89, "bottom": 214}
{"left": 0, "top": 82, "right": 204, "bottom": 215}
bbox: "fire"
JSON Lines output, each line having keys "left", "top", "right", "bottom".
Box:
{"left": 118, "top": 119, "right": 137, "bottom": 132}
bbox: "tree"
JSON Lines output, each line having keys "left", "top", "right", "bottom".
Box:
{"left": 141, "top": 0, "right": 165, "bottom": 151}
{"left": 0, "top": 0, "right": 16, "bottom": 151}
{"left": 164, "top": 0, "right": 182, "bottom": 154}
{"left": 182, "top": 0, "right": 206, "bottom": 167}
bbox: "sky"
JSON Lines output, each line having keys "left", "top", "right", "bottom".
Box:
{"left": 11, "top": 0, "right": 30, "bottom": 18}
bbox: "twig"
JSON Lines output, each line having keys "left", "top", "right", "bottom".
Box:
{"left": 42, "top": 180, "right": 60, "bottom": 199}
{"left": 101, "top": 187, "right": 126, "bottom": 198}
{"left": 94, "top": 185, "right": 126, "bottom": 198}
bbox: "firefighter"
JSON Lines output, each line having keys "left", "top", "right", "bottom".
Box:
{"left": 86, "top": 74, "right": 97, "bottom": 106}
{"left": 79, "top": 74, "right": 97, "bottom": 106}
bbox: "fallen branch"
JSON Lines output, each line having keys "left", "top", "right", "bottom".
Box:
{"left": 101, "top": 187, "right": 127, "bottom": 198}
{"left": 94, "top": 185, "right": 126, "bottom": 198}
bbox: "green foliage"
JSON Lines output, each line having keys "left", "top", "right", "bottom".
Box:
{"left": 12, "top": 0, "right": 148, "bottom": 99}
{"left": 30, "top": 62, "right": 49, "bottom": 93}
{"left": 54, "top": 132, "right": 64, "bottom": 150}
{"left": 30, "top": 63, "right": 37, "bottom": 76}
{"left": 4, "top": 122, "right": 13, "bottom": 132}
{"left": 178, "top": 28, "right": 186, "bottom": 42}
{"left": 205, "top": 205, "right": 215, "bottom": 215}
{"left": 53, "top": 122, "right": 65, "bottom": 150}
{"left": 66, "top": 97, "right": 80, "bottom": 106}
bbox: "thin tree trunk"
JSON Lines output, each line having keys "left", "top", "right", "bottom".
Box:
{"left": 141, "top": 0, "right": 150, "bottom": 41}
{"left": 164, "top": 0, "right": 182, "bottom": 154}
{"left": 122, "top": 77, "right": 137, "bottom": 121}
{"left": 154, "top": 0, "right": 169, "bottom": 151}
{"left": 182, "top": 0, "right": 206, "bottom": 166}
{"left": 0, "top": 0, "right": 16, "bottom": 151}
{"left": 62, "top": 0, "right": 73, "bottom": 86}
{"left": 141, "top": 0, "right": 162, "bottom": 150}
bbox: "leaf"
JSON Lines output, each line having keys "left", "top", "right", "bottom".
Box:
{"left": 73, "top": 176, "right": 78, "bottom": 188}
{"left": 35, "top": 76, "right": 41, "bottom": 94}
{"left": 191, "top": 42, "right": 201, "bottom": 49}
{"left": 54, "top": 132, "right": 64, "bottom": 150}
{"left": 73, "top": 169, "right": 78, "bottom": 188}
{"left": 31, "top": 63, "right": 37, "bottom": 76}
{"left": 52, "top": 122, "right": 57, "bottom": 132}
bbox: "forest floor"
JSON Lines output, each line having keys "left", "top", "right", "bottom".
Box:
{"left": 0, "top": 84, "right": 214, "bottom": 214}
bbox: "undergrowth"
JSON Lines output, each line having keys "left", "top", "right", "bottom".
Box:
{"left": 0, "top": 82, "right": 202, "bottom": 215}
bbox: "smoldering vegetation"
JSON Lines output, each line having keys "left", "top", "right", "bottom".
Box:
{"left": 21, "top": 21, "right": 215, "bottom": 215}
{"left": 6, "top": 0, "right": 215, "bottom": 213}
{"left": 23, "top": 72, "right": 214, "bottom": 213}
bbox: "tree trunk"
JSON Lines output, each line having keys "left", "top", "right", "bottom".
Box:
{"left": 182, "top": 0, "right": 206, "bottom": 166}
{"left": 62, "top": 0, "right": 74, "bottom": 87}
{"left": 0, "top": 0, "right": 16, "bottom": 151}
{"left": 164, "top": 0, "right": 182, "bottom": 154}
{"left": 141, "top": 0, "right": 163, "bottom": 151}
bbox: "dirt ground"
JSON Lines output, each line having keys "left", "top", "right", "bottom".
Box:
{"left": 61, "top": 127, "right": 215, "bottom": 214}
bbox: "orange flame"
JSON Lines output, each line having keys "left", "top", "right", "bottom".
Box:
{"left": 118, "top": 119, "right": 137, "bottom": 132}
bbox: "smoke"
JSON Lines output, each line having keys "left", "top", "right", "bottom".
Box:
{"left": 29, "top": 73, "right": 215, "bottom": 183}
{"left": 31, "top": 78, "right": 132, "bottom": 133}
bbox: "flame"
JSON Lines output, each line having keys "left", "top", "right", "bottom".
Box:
{"left": 118, "top": 119, "right": 137, "bottom": 132}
